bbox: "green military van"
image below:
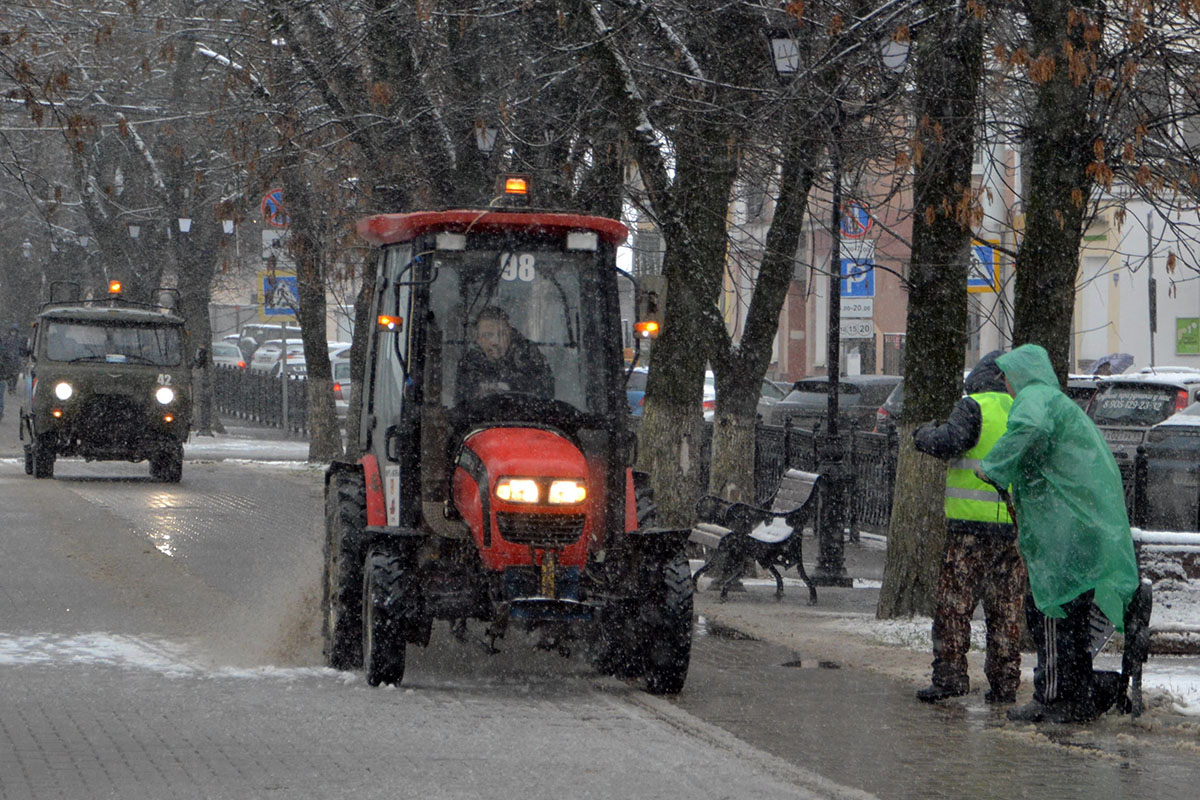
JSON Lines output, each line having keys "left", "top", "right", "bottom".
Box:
{"left": 19, "top": 284, "right": 194, "bottom": 481}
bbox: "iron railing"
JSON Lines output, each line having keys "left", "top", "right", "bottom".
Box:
{"left": 212, "top": 365, "right": 309, "bottom": 435}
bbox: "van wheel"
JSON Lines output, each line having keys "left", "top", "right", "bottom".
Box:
{"left": 150, "top": 443, "right": 183, "bottom": 483}
{"left": 23, "top": 444, "right": 33, "bottom": 475}
{"left": 32, "top": 434, "right": 55, "bottom": 479}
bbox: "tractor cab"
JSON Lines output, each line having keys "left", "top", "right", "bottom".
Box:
{"left": 322, "top": 192, "right": 692, "bottom": 692}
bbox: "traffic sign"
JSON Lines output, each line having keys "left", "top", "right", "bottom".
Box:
{"left": 968, "top": 240, "right": 999, "bottom": 293}
{"left": 262, "top": 188, "right": 289, "bottom": 229}
{"left": 840, "top": 319, "right": 874, "bottom": 339}
{"left": 841, "top": 298, "right": 873, "bottom": 318}
{"left": 840, "top": 258, "right": 875, "bottom": 298}
{"left": 840, "top": 202, "right": 872, "bottom": 239}
{"left": 260, "top": 272, "right": 299, "bottom": 318}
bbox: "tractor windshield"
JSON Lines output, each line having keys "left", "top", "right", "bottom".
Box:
{"left": 44, "top": 320, "right": 183, "bottom": 366}
{"left": 425, "top": 243, "right": 609, "bottom": 416}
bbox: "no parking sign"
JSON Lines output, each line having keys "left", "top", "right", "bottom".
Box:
{"left": 262, "top": 188, "right": 289, "bottom": 229}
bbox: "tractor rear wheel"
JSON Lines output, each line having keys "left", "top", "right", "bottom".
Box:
{"left": 322, "top": 471, "right": 366, "bottom": 669}
{"left": 642, "top": 552, "right": 694, "bottom": 695}
{"left": 362, "top": 549, "right": 421, "bottom": 687}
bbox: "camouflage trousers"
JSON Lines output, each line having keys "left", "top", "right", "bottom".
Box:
{"left": 930, "top": 531, "right": 1026, "bottom": 697}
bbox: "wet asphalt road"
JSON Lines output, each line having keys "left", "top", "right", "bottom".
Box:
{"left": 2, "top": 419, "right": 1199, "bottom": 797}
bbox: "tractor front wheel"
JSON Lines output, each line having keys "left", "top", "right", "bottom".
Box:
{"left": 362, "top": 549, "right": 418, "bottom": 687}
{"left": 642, "top": 552, "right": 694, "bottom": 696}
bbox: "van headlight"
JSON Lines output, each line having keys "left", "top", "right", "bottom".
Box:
{"left": 155, "top": 386, "right": 176, "bottom": 405}
{"left": 54, "top": 381, "right": 74, "bottom": 400}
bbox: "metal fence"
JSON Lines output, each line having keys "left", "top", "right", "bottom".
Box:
{"left": 211, "top": 368, "right": 900, "bottom": 535}
{"left": 213, "top": 365, "right": 309, "bottom": 435}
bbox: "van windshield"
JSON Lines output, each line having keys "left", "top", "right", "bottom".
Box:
{"left": 45, "top": 321, "right": 182, "bottom": 366}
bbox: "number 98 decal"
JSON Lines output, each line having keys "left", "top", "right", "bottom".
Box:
{"left": 500, "top": 253, "right": 536, "bottom": 281}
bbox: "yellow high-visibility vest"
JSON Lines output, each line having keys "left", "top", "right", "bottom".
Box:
{"left": 944, "top": 391, "right": 1013, "bottom": 524}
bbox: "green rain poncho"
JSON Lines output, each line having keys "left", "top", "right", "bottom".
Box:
{"left": 979, "top": 344, "right": 1139, "bottom": 630}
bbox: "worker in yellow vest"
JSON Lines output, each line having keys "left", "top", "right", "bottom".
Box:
{"left": 913, "top": 351, "right": 1026, "bottom": 704}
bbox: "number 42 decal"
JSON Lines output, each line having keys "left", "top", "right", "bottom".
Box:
{"left": 157, "top": 373, "right": 172, "bottom": 386}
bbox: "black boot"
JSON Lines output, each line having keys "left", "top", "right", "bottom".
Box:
{"left": 916, "top": 683, "right": 968, "bottom": 703}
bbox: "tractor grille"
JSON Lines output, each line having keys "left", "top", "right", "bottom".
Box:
{"left": 496, "top": 512, "right": 585, "bottom": 547}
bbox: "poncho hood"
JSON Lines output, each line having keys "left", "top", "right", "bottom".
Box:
{"left": 996, "top": 344, "right": 1057, "bottom": 393}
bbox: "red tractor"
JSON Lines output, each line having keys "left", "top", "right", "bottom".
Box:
{"left": 322, "top": 181, "right": 692, "bottom": 693}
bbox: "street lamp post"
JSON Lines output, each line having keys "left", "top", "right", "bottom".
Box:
{"left": 767, "top": 28, "right": 908, "bottom": 586}
{"left": 816, "top": 101, "right": 853, "bottom": 587}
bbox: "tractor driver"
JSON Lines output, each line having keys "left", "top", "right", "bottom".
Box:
{"left": 455, "top": 306, "right": 553, "bottom": 405}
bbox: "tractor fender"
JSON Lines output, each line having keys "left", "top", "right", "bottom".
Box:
{"left": 621, "top": 527, "right": 691, "bottom": 559}
{"left": 359, "top": 454, "right": 388, "bottom": 527}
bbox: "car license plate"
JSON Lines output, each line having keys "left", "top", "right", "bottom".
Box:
{"left": 1103, "top": 429, "right": 1142, "bottom": 444}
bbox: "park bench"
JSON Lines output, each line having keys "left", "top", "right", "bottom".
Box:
{"left": 689, "top": 468, "right": 821, "bottom": 604}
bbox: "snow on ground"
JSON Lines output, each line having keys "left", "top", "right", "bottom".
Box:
{"left": 847, "top": 607, "right": 1200, "bottom": 717}
{"left": 0, "top": 632, "right": 332, "bottom": 681}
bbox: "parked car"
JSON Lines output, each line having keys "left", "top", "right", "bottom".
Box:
{"left": 1140, "top": 402, "right": 1200, "bottom": 530}
{"left": 874, "top": 373, "right": 1100, "bottom": 436}
{"left": 210, "top": 341, "right": 245, "bottom": 370}
{"left": 1088, "top": 371, "right": 1200, "bottom": 508}
{"left": 627, "top": 368, "right": 780, "bottom": 420}
{"left": 332, "top": 357, "right": 351, "bottom": 421}
{"left": 626, "top": 367, "right": 649, "bottom": 415}
{"left": 768, "top": 374, "right": 902, "bottom": 430}
{"left": 328, "top": 340, "right": 352, "bottom": 361}
{"left": 237, "top": 323, "right": 301, "bottom": 361}
{"left": 249, "top": 339, "right": 305, "bottom": 376}
{"left": 1065, "top": 374, "right": 1100, "bottom": 410}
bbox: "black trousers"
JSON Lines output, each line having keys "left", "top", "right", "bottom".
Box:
{"left": 1026, "top": 590, "right": 1096, "bottom": 706}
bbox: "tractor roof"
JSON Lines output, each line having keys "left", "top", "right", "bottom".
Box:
{"left": 357, "top": 209, "right": 628, "bottom": 247}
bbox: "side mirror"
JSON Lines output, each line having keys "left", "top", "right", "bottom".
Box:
{"left": 194, "top": 347, "right": 209, "bottom": 368}
{"left": 385, "top": 424, "right": 403, "bottom": 462}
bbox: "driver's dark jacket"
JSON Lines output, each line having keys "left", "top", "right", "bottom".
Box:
{"left": 455, "top": 336, "right": 552, "bottom": 405}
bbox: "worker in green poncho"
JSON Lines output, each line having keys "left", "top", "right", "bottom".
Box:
{"left": 977, "top": 344, "right": 1139, "bottom": 723}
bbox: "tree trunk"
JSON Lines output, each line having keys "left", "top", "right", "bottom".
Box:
{"left": 637, "top": 146, "right": 736, "bottom": 526}
{"left": 1011, "top": 0, "right": 1103, "bottom": 378}
{"left": 878, "top": 424, "right": 947, "bottom": 617}
{"left": 878, "top": 3, "right": 984, "bottom": 619}
{"left": 344, "top": 250, "right": 376, "bottom": 457}
{"left": 707, "top": 130, "right": 819, "bottom": 502}
{"left": 279, "top": 140, "right": 343, "bottom": 462}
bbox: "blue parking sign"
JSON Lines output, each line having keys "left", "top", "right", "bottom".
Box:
{"left": 840, "top": 258, "right": 874, "bottom": 298}
{"left": 969, "top": 241, "right": 998, "bottom": 293}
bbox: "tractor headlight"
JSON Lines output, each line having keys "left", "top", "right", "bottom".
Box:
{"left": 155, "top": 386, "right": 176, "bottom": 405}
{"left": 495, "top": 478, "right": 539, "bottom": 503}
{"left": 548, "top": 480, "right": 587, "bottom": 504}
{"left": 54, "top": 381, "right": 74, "bottom": 401}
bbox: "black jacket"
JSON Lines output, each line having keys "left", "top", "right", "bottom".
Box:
{"left": 455, "top": 335, "right": 553, "bottom": 405}
{"left": 913, "top": 350, "right": 1014, "bottom": 538}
